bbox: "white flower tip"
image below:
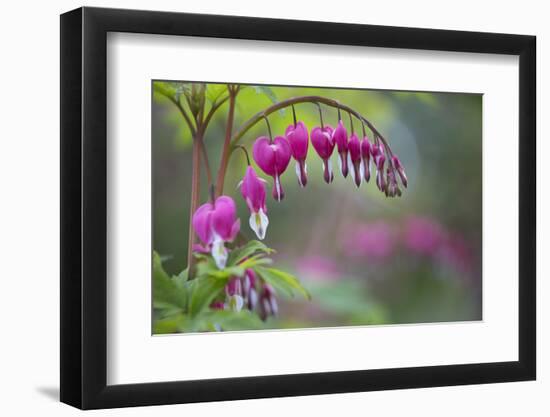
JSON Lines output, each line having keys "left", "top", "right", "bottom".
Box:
{"left": 229, "top": 295, "right": 244, "bottom": 312}
{"left": 211, "top": 237, "right": 228, "bottom": 269}
{"left": 249, "top": 209, "right": 269, "bottom": 240}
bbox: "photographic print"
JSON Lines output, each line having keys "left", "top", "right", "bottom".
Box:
{"left": 152, "top": 82, "right": 482, "bottom": 334}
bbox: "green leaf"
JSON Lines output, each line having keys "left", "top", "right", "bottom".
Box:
{"left": 253, "top": 86, "right": 286, "bottom": 115}
{"left": 173, "top": 268, "right": 189, "bottom": 286}
{"left": 195, "top": 256, "right": 246, "bottom": 280}
{"left": 254, "top": 85, "right": 278, "bottom": 104}
{"left": 255, "top": 267, "right": 311, "bottom": 300}
{"left": 187, "top": 276, "right": 227, "bottom": 316}
{"left": 153, "top": 313, "right": 191, "bottom": 334}
{"left": 195, "top": 310, "right": 264, "bottom": 331}
{"left": 153, "top": 82, "right": 176, "bottom": 100}
{"left": 227, "top": 240, "right": 275, "bottom": 266}
{"left": 206, "top": 84, "right": 228, "bottom": 104}
{"left": 153, "top": 252, "right": 188, "bottom": 311}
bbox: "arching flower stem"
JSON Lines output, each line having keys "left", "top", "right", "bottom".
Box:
{"left": 229, "top": 95, "right": 395, "bottom": 159}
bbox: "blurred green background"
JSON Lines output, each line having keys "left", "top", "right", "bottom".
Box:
{"left": 153, "top": 82, "right": 482, "bottom": 329}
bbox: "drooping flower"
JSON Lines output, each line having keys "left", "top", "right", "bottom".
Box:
{"left": 243, "top": 269, "right": 258, "bottom": 310}
{"left": 239, "top": 166, "right": 269, "bottom": 240}
{"left": 348, "top": 133, "right": 363, "bottom": 187}
{"left": 310, "top": 125, "right": 335, "bottom": 183}
{"left": 392, "top": 155, "right": 408, "bottom": 188}
{"left": 259, "top": 283, "right": 278, "bottom": 321}
{"left": 285, "top": 121, "right": 309, "bottom": 187}
{"left": 371, "top": 143, "right": 386, "bottom": 192}
{"left": 225, "top": 276, "right": 244, "bottom": 312}
{"left": 332, "top": 120, "right": 349, "bottom": 177}
{"left": 252, "top": 136, "right": 292, "bottom": 202}
{"left": 361, "top": 137, "right": 372, "bottom": 183}
{"left": 385, "top": 167, "right": 401, "bottom": 197}
{"left": 192, "top": 195, "right": 240, "bottom": 269}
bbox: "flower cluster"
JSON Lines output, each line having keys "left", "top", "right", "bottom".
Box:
{"left": 253, "top": 116, "right": 408, "bottom": 197}
{"left": 210, "top": 268, "right": 278, "bottom": 320}
{"left": 237, "top": 114, "right": 408, "bottom": 241}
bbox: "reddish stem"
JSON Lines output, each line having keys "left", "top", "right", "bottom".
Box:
{"left": 215, "top": 87, "right": 237, "bottom": 195}
{"left": 186, "top": 130, "right": 203, "bottom": 278}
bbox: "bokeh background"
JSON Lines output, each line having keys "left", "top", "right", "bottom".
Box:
{"left": 153, "top": 82, "right": 482, "bottom": 329}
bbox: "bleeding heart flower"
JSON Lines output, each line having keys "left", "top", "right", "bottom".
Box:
{"left": 371, "top": 143, "right": 386, "bottom": 192}
{"left": 361, "top": 138, "right": 371, "bottom": 183}
{"left": 285, "top": 121, "right": 309, "bottom": 187}
{"left": 239, "top": 166, "right": 269, "bottom": 240}
{"left": 225, "top": 276, "right": 244, "bottom": 312}
{"left": 311, "top": 125, "right": 335, "bottom": 183}
{"left": 332, "top": 120, "right": 349, "bottom": 177}
{"left": 348, "top": 133, "right": 363, "bottom": 187}
{"left": 192, "top": 195, "right": 240, "bottom": 269}
{"left": 385, "top": 167, "right": 401, "bottom": 197}
{"left": 259, "top": 283, "right": 278, "bottom": 321}
{"left": 253, "top": 136, "right": 292, "bottom": 202}
{"left": 243, "top": 269, "right": 258, "bottom": 310}
{"left": 392, "top": 155, "right": 408, "bottom": 188}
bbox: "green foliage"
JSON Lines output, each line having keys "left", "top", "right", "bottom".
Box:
{"left": 253, "top": 85, "right": 286, "bottom": 115}
{"left": 206, "top": 84, "right": 228, "bottom": 104}
{"left": 153, "top": 241, "right": 310, "bottom": 334}
{"left": 255, "top": 266, "right": 311, "bottom": 300}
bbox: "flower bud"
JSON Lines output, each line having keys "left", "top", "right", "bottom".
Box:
{"left": 361, "top": 138, "right": 371, "bottom": 182}
{"left": 259, "top": 284, "right": 278, "bottom": 321}
{"left": 392, "top": 155, "right": 408, "bottom": 188}
{"left": 348, "top": 133, "right": 363, "bottom": 188}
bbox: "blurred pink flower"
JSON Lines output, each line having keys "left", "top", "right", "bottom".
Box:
{"left": 403, "top": 216, "right": 445, "bottom": 256}
{"left": 438, "top": 234, "right": 474, "bottom": 274}
{"left": 296, "top": 255, "right": 340, "bottom": 280}
{"left": 342, "top": 221, "right": 396, "bottom": 261}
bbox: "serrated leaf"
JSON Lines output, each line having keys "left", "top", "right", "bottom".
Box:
{"left": 187, "top": 277, "right": 227, "bottom": 316}
{"left": 227, "top": 240, "right": 275, "bottom": 266}
{"left": 153, "top": 81, "right": 176, "bottom": 99}
{"left": 255, "top": 267, "right": 311, "bottom": 300}
{"left": 153, "top": 251, "right": 188, "bottom": 311}
{"left": 206, "top": 84, "right": 228, "bottom": 104}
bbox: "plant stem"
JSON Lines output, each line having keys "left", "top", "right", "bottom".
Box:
{"left": 186, "top": 130, "right": 203, "bottom": 278}
{"left": 215, "top": 87, "right": 237, "bottom": 196}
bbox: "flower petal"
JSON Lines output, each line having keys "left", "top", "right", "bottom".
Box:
{"left": 228, "top": 294, "right": 244, "bottom": 312}
{"left": 249, "top": 208, "right": 269, "bottom": 240}
{"left": 211, "top": 236, "right": 228, "bottom": 269}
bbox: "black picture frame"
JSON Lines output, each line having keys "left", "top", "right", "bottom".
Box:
{"left": 60, "top": 6, "right": 536, "bottom": 410}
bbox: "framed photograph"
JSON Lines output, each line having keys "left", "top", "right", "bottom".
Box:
{"left": 60, "top": 6, "right": 536, "bottom": 409}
